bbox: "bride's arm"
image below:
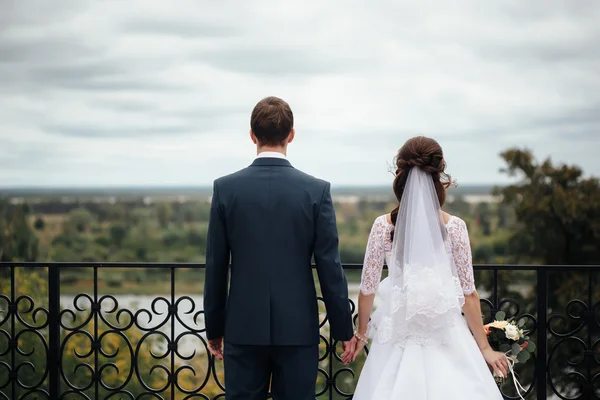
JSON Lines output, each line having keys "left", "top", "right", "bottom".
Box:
{"left": 451, "top": 218, "right": 508, "bottom": 377}
{"left": 463, "top": 291, "right": 490, "bottom": 349}
{"left": 347, "top": 218, "right": 386, "bottom": 362}
{"left": 356, "top": 293, "right": 375, "bottom": 336}
{"left": 463, "top": 291, "right": 508, "bottom": 377}
{"left": 357, "top": 218, "right": 386, "bottom": 333}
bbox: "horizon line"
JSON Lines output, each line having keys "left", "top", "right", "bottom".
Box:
{"left": 0, "top": 182, "right": 506, "bottom": 190}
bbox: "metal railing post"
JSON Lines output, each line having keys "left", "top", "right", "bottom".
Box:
{"left": 48, "top": 264, "right": 61, "bottom": 398}
{"left": 536, "top": 267, "right": 548, "bottom": 400}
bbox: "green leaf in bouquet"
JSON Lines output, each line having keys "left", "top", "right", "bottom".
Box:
{"left": 511, "top": 343, "right": 522, "bottom": 355}
{"left": 499, "top": 344, "right": 511, "bottom": 353}
{"left": 524, "top": 336, "right": 530, "bottom": 340}
{"left": 526, "top": 341, "right": 536, "bottom": 353}
{"left": 518, "top": 319, "right": 525, "bottom": 328}
{"left": 517, "top": 350, "right": 530, "bottom": 363}
{"left": 495, "top": 311, "right": 506, "bottom": 321}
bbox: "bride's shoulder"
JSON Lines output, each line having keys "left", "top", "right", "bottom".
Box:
{"left": 369, "top": 214, "right": 393, "bottom": 232}
{"left": 367, "top": 215, "right": 393, "bottom": 242}
{"left": 445, "top": 213, "right": 468, "bottom": 231}
{"left": 374, "top": 214, "right": 393, "bottom": 226}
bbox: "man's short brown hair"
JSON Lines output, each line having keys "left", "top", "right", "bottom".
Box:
{"left": 250, "top": 97, "right": 294, "bottom": 147}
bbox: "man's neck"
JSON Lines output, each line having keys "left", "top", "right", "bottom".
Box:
{"left": 257, "top": 146, "right": 287, "bottom": 156}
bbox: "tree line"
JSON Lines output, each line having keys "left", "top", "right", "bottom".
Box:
{"left": 1, "top": 148, "right": 599, "bottom": 266}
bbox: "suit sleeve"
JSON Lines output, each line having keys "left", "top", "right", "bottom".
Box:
{"left": 314, "top": 182, "right": 353, "bottom": 341}
{"left": 203, "top": 180, "right": 230, "bottom": 340}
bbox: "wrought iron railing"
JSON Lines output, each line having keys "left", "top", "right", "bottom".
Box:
{"left": 0, "top": 263, "right": 599, "bottom": 399}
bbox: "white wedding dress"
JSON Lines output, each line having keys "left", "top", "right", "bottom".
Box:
{"left": 353, "top": 214, "right": 503, "bottom": 399}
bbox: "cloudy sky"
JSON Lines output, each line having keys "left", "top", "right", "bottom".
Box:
{"left": 1, "top": 0, "right": 599, "bottom": 187}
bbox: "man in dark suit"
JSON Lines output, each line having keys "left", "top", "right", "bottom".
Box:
{"left": 204, "top": 96, "right": 354, "bottom": 399}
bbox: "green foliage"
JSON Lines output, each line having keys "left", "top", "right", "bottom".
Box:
{"left": 475, "top": 202, "right": 492, "bottom": 236}
{"left": 109, "top": 224, "right": 128, "bottom": 247}
{"left": 162, "top": 229, "right": 186, "bottom": 248}
{"left": 66, "top": 207, "right": 95, "bottom": 233}
{"left": 339, "top": 245, "right": 365, "bottom": 263}
{"left": 497, "top": 204, "right": 509, "bottom": 228}
{"left": 492, "top": 241, "right": 508, "bottom": 257}
{"left": 497, "top": 148, "right": 600, "bottom": 264}
{"left": 98, "top": 203, "right": 126, "bottom": 222}
{"left": 156, "top": 202, "right": 173, "bottom": 228}
{"left": 187, "top": 228, "right": 207, "bottom": 247}
{"left": 4, "top": 184, "right": 518, "bottom": 269}
{"left": 473, "top": 243, "right": 494, "bottom": 264}
{"left": 511, "top": 342, "right": 522, "bottom": 356}
{"left": 517, "top": 349, "right": 530, "bottom": 363}
{"left": 0, "top": 200, "right": 38, "bottom": 261}
{"left": 16, "top": 148, "right": 598, "bottom": 272}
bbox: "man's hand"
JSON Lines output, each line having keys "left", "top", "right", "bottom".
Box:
{"left": 208, "top": 337, "right": 224, "bottom": 361}
{"left": 340, "top": 338, "right": 356, "bottom": 364}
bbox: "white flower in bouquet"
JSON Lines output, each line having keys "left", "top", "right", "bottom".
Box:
{"left": 488, "top": 320, "right": 509, "bottom": 330}
{"left": 504, "top": 324, "right": 520, "bottom": 341}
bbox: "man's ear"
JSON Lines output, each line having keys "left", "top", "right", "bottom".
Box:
{"left": 250, "top": 129, "right": 258, "bottom": 144}
{"left": 287, "top": 128, "right": 295, "bottom": 144}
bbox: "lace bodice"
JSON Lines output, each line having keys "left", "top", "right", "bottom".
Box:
{"left": 360, "top": 215, "right": 476, "bottom": 296}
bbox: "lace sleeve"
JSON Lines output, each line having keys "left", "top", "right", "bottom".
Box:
{"left": 360, "top": 217, "right": 387, "bottom": 295}
{"left": 448, "top": 218, "right": 476, "bottom": 295}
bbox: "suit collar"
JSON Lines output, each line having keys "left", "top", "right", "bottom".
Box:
{"left": 250, "top": 157, "right": 293, "bottom": 168}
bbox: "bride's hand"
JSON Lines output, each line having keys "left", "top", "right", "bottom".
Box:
{"left": 351, "top": 339, "right": 366, "bottom": 362}
{"left": 350, "top": 332, "right": 368, "bottom": 362}
{"left": 481, "top": 347, "right": 508, "bottom": 378}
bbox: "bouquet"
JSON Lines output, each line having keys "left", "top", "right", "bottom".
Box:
{"left": 484, "top": 311, "right": 535, "bottom": 397}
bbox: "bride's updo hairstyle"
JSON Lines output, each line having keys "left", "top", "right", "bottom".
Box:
{"left": 390, "top": 136, "right": 453, "bottom": 238}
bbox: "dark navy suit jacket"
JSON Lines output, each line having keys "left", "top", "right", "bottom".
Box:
{"left": 204, "top": 157, "right": 353, "bottom": 346}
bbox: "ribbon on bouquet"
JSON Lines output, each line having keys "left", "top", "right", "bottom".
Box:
{"left": 504, "top": 353, "right": 526, "bottom": 400}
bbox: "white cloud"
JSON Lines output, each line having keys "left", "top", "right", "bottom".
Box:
{"left": 0, "top": 0, "right": 599, "bottom": 187}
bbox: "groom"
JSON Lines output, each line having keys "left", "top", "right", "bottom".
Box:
{"left": 204, "top": 96, "right": 354, "bottom": 399}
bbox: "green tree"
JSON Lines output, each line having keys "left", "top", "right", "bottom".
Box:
{"left": 109, "top": 224, "right": 128, "bottom": 247}
{"left": 0, "top": 200, "right": 38, "bottom": 261}
{"left": 162, "top": 229, "right": 185, "bottom": 248}
{"left": 127, "top": 208, "right": 150, "bottom": 225}
{"left": 473, "top": 243, "right": 494, "bottom": 264}
{"left": 475, "top": 202, "right": 492, "bottom": 236}
{"left": 187, "top": 228, "right": 207, "bottom": 248}
{"left": 497, "top": 204, "right": 509, "bottom": 229}
{"left": 66, "top": 207, "right": 95, "bottom": 233}
{"left": 496, "top": 148, "right": 600, "bottom": 264}
{"left": 346, "top": 216, "right": 359, "bottom": 236}
{"left": 122, "top": 222, "right": 156, "bottom": 261}
{"left": 156, "top": 203, "right": 173, "bottom": 228}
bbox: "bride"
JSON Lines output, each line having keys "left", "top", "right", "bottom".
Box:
{"left": 347, "top": 136, "right": 507, "bottom": 399}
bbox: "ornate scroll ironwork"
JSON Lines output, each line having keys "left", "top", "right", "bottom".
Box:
{"left": 0, "top": 266, "right": 50, "bottom": 399}
{"left": 546, "top": 269, "right": 600, "bottom": 400}
{"left": 0, "top": 263, "right": 599, "bottom": 399}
